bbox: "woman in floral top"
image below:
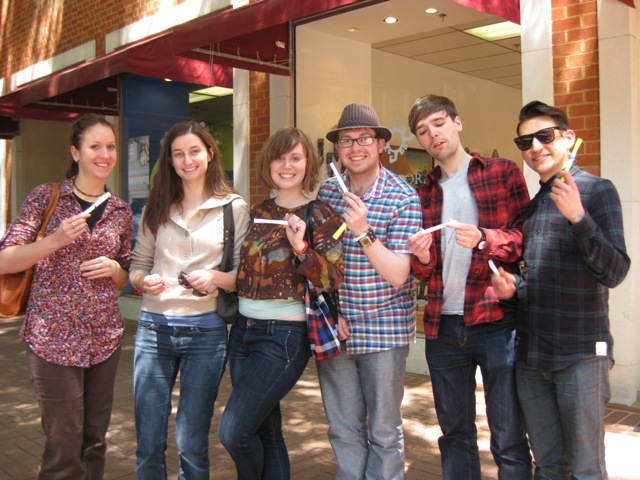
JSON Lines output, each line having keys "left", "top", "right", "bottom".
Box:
{"left": 218, "top": 127, "right": 344, "bottom": 479}
{"left": 0, "top": 114, "right": 133, "bottom": 479}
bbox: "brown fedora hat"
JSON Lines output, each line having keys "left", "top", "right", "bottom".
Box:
{"left": 326, "top": 104, "right": 392, "bottom": 143}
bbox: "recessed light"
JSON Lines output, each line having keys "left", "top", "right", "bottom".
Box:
{"left": 464, "top": 21, "right": 521, "bottom": 41}
{"left": 275, "top": 40, "right": 285, "bottom": 48}
{"left": 425, "top": 8, "right": 437, "bottom": 14}
{"left": 383, "top": 17, "right": 399, "bottom": 24}
{"left": 347, "top": 27, "right": 359, "bottom": 33}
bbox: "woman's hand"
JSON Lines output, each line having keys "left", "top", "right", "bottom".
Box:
{"left": 80, "top": 256, "right": 119, "bottom": 280}
{"left": 138, "top": 274, "right": 165, "bottom": 295}
{"left": 284, "top": 213, "right": 307, "bottom": 252}
{"left": 52, "top": 213, "right": 90, "bottom": 248}
{"left": 182, "top": 269, "right": 217, "bottom": 293}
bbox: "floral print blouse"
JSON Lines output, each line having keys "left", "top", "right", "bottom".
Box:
{"left": 236, "top": 199, "right": 344, "bottom": 301}
{"left": 0, "top": 180, "right": 133, "bottom": 367}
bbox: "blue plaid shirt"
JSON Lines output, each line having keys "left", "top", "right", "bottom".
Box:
{"left": 516, "top": 166, "right": 630, "bottom": 371}
{"left": 318, "top": 165, "right": 422, "bottom": 354}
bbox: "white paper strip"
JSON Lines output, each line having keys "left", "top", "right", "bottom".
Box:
{"left": 83, "top": 191, "right": 111, "bottom": 214}
{"left": 254, "top": 218, "right": 288, "bottom": 225}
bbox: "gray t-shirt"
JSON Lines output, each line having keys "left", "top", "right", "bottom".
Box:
{"left": 440, "top": 161, "right": 477, "bottom": 314}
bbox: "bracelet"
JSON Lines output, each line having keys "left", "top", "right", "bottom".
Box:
{"left": 291, "top": 241, "right": 309, "bottom": 256}
{"left": 353, "top": 228, "right": 370, "bottom": 242}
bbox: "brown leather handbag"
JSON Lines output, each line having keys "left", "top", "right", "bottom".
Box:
{"left": 0, "top": 183, "right": 60, "bottom": 317}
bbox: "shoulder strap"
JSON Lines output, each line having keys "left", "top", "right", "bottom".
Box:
{"left": 221, "top": 199, "right": 236, "bottom": 271}
{"left": 35, "top": 183, "right": 60, "bottom": 242}
{"left": 303, "top": 200, "right": 316, "bottom": 249}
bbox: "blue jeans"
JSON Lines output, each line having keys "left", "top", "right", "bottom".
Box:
{"left": 516, "top": 356, "right": 611, "bottom": 480}
{"left": 218, "top": 315, "right": 310, "bottom": 480}
{"left": 316, "top": 343, "right": 409, "bottom": 480}
{"left": 133, "top": 322, "right": 227, "bottom": 480}
{"left": 425, "top": 314, "right": 532, "bottom": 480}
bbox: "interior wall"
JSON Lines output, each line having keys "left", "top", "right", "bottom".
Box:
{"left": 295, "top": 27, "right": 373, "bottom": 162}
{"left": 12, "top": 119, "right": 70, "bottom": 218}
{"left": 372, "top": 49, "right": 523, "bottom": 167}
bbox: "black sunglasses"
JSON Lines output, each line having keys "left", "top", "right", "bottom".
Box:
{"left": 514, "top": 127, "right": 565, "bottom": 151}
{"left": 178, "top": 271, "right": 208, "bottom": 297}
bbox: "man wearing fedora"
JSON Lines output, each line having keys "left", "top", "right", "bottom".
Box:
{"left": 406, "top": 94, "right": 532, "bottom": 479}
{"left": 316, "top": 103, "right": 422, "bottom": 479}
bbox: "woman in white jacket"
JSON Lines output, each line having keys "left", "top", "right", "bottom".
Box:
{"left": 129, "top": 120, "right": 250, "bottom": 480}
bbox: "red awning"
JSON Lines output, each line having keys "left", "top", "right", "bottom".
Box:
{"left": 450, "top": 0, "right": 520, "bottom": 24}
{"left": 0, "top": 0, "right": 364, "bottom": 133}
{"left": 617, "top": 0, "right": 635, "bottom": 7}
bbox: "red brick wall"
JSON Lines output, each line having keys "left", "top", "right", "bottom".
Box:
{"left": 551, "top": 0, "right": 600, "bottom": 175}
{"left": 0, "top": 0, "right": 262, "bottom": 86}
{"left": 249, "top": 71, "right": 271, "bottom": 204}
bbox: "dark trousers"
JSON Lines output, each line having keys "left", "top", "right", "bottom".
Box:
{"left": 26, "top": 347, "right": 121, "bottom": 480}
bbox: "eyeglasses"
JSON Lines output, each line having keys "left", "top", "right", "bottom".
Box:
{"left": 336, "top": 136, "right": 376, "bottom": 148}
{"left": 178, "top": 271, "right": 208, "bottom": 297}
{"left": 513, "top": 127, "right": 565, "bottom": 151}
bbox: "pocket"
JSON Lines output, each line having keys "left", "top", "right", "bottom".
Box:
{"left": 138, "top": 321, "right": 157, "bottom": 330}
{"left": 547, "top": 220, "right": 577, "bottom": 253}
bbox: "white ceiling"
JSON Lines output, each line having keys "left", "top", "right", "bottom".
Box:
{"left": 303, "top": 0, "right": 522, "bottom": 89}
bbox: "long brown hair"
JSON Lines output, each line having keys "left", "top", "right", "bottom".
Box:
{"left": 66, "top": 114, "right": 116, "bottom": 178}
{"left": 142, "top": 120, "right": 236, "bottom": 235}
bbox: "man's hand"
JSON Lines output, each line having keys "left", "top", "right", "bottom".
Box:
{"left": 551, "top": 171, "right": 585, "bottom": 224}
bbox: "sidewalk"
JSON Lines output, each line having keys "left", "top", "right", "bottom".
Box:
{"left": 1, "top": 316, "right": 639, "bottom": 479}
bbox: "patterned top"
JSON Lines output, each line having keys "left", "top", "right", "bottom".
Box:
{"left": 411, "top": 154, "right": 530, "bottom": 339}
{"left": 515, "top": 165, "right": 630, "bottom": 371}
{"left": 318, "top": 165, "right": 422, "bottom": 354}
{"left": 236, "top": 199, "right": 343, "bottom": 301}
{"left": 0, "top": 180, "right": 133, "bottom": 367}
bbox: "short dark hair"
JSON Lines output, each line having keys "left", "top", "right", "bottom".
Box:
{"left": 407, "top": 94, "right": 459, "bottom": 135}
{"left": 516, "top": 101, "right": 569, "bottom": 134}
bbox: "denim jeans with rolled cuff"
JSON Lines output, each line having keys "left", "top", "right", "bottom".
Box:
{"left": 219, "top": 315, "right": 310, "bottom": 480}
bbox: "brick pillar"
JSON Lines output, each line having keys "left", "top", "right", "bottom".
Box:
{"left": 249, "top": 71, "right": 271, "bottom": 204}
{"left": 552, "top": 0, "right": 600, "bottom": 175}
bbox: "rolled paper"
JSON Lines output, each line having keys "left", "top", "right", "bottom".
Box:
{"left": 254, "top": 218, "right": 288, "bottom": 225}
{"left": 488, "top": 259, "right": 500, "bottom": 276}
{"left": 83, "top": 191, "right": 111, "bottom": 214}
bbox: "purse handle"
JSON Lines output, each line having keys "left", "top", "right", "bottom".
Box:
{"left": 221, "top": 198, "right": 236, "bottom": 273}
{"left": 35, "top": 183, "right": 60, "bottom": 241}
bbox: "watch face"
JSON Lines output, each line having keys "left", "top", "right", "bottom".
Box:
{"left": 477, "top": 240, "right": 486, "bottom": 250}
{"left": 360, "top": 237, "right": 373, "bottom": 247}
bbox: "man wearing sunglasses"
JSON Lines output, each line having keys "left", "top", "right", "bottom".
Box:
{"left": 492, "top": 101, "right": 630, "bottom": 478}
{"left": 407, "top": 94, "right": 532, "bottom": 479}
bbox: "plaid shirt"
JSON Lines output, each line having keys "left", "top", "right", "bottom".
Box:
{"left": 515, "top": 166, "right": 630, "bottom": 371}
{"left": 411, "top": 154, "right": 529, "bottom": 339}
{"left": 318, "top": 165, "right": 422, "bottom": 354}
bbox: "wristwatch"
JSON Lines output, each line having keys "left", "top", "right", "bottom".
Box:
{"left": 476, "top": 228, "right": 486, "bottom": 251}
{"left": 354, "top": 227, "right": 377, "bottom": 248}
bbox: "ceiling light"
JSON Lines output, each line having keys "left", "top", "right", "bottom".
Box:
{"left": 189, "top": 86, "right": 234, "bottom": 104}
{"left": 425, "top": 8, "right": 437, "bottom": 14}
{"left": 383, "top": 17, "right": 399, "bottom": 24}
{"left": 463, "top": 21, "right": 521, "bottom": 41}
{"left": 347, "top": 27, "right": 359, "bottom": 33}
{"left": 275, "top": 40, "right": 285, "bottom": 48}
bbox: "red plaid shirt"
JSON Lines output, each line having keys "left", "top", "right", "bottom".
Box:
{"left": 411, "top": 154, "right": 530, "bottom": 339}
